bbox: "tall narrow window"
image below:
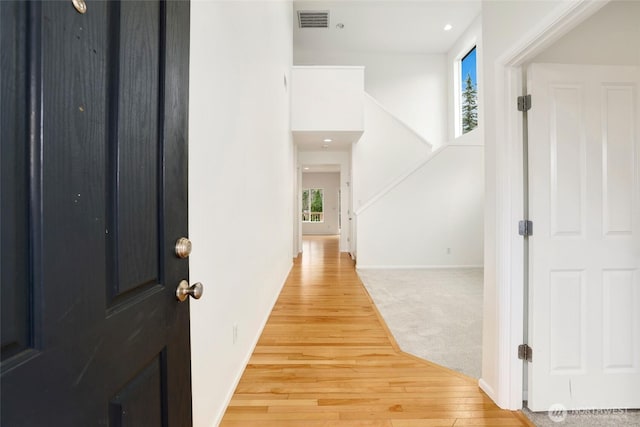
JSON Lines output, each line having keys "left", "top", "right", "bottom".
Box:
{"left": 460, "top": 46, "right": 478, "bottom": 134}
{"left": 302, "top": 188, "right": 324, "bottom": 222}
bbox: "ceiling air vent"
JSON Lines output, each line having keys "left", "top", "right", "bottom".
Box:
{"left": 297, "top": 10, "right": 329, "bottom": 28}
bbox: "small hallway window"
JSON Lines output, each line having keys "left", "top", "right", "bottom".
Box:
{"left": 302, "top": 188, "right": 324, "bottom": 222}
{"left": 460, "top": 46, "right": 478, "bottom": 134}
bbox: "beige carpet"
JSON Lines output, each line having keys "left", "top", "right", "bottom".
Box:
{"left": 357, "top": 267, "right": 483, "bottom": 379}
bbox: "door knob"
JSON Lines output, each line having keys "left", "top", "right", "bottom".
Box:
{"left": 176, "top": 280, "right": 203, "bottom": 302}
{"left": 72, "top": 0, "right": 87, "bottom": 14}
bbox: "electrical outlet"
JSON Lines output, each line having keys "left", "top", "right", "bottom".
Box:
{"left": 233, "top": 324, "right": 238, "bottom": 344}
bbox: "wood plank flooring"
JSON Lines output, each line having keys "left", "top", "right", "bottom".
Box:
{"left": 220, "top": 236, "right": 531, "bottom": 427}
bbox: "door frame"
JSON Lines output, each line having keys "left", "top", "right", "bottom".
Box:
{"left": 488, "top": 0, "right": 610, "bottom": 410}
{"left": 295, "top": 152, "right": 352, "bottom": 254}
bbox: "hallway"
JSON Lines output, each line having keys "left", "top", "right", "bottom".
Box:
{"left": 220, "top": 236, "right": 530, "bottom": 426}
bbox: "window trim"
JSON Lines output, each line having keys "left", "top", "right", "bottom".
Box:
{"left": 454, "top": 42, "right": 479, "bottom": 138}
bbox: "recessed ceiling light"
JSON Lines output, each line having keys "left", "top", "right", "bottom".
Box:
{"left": 323, "top": 138, "right": 332, "bottom": 142}
{"left": 444, "top": 24, "right": 453, "bottom": 31}
{"left": 303, "top": 167, "right": 309, "bottom": 170}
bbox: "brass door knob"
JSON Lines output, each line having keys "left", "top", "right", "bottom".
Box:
{"left": 176, "top": 280, "right": 203, "bottom": 302}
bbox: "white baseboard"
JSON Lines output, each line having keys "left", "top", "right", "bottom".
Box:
{"left": 356, "top": 264, "right": 483, "bottom": 270}
{"left": 479, "top": 378, "right": 497, "bottom": 403}
{"left": 212, "top": 261, "right": 293, "bottom": 426}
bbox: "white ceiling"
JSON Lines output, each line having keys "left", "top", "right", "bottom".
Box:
{"left": 293, "top": 130, "right": 363, "bottom": 151}
{"left": 302, "top": 164, "right": 341, "bottom": 173}
{"left": 293, "top": 0, "right": 482, "bottom": 55}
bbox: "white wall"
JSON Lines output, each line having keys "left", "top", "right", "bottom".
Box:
{"left": 352, "top": 94, "right": 432, "bottom": 210}
{"left": 301, "top": 173, "right": 340, "bottom": 235}
{"left": 298, "top": 151, "right": 351, "bottom": 252}
{"left": 291, "top": 66, "right": 364, "bottom": 131}
{"left": 188, "top": 2, "right": 294, "bottom": 426}
{"left": 447, "top": 15, "right": 482, "bottom": 142}
{"left": 293, "top": 145, "right": 300, "bottom": 256}
{"left": 294, "top": 49, "right": 447, "bottom": 146}
{"left": 356, "top": 145, "right": 484, "bottom": 268}
{"left": 532, "top": 0, "right": 640, "bottom": 66}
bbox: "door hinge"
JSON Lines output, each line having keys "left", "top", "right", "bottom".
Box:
{"left": 518, "top": 344, "right": 533, "bottom": 362}
{"left": 517, "top": 94, "right": 532, "bottom": 112}
{"left": 518, "top": 220, "right": 533, "bottom": 236}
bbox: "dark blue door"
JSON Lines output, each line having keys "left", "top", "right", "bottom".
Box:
{"left": 1, "top": 1, "right": 192, "bottom": 425}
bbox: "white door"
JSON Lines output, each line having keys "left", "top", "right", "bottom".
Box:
{"left": 527, "top": 63, "right": 640, "bottom": 411}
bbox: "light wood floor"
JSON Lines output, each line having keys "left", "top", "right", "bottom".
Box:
{"left": 220, "top": 236, "right": 532, "bottom": 427}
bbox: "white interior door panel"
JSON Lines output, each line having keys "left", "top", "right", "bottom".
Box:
{"left": 527, "top": 63, "right": 640, "bottom": 411}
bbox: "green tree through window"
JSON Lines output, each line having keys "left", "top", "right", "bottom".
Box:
{"left": 311, "top": 190, "right": 323, "bottom": 213}
{"left": 462, "top": 73, "right": 478, "bottom": 133}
